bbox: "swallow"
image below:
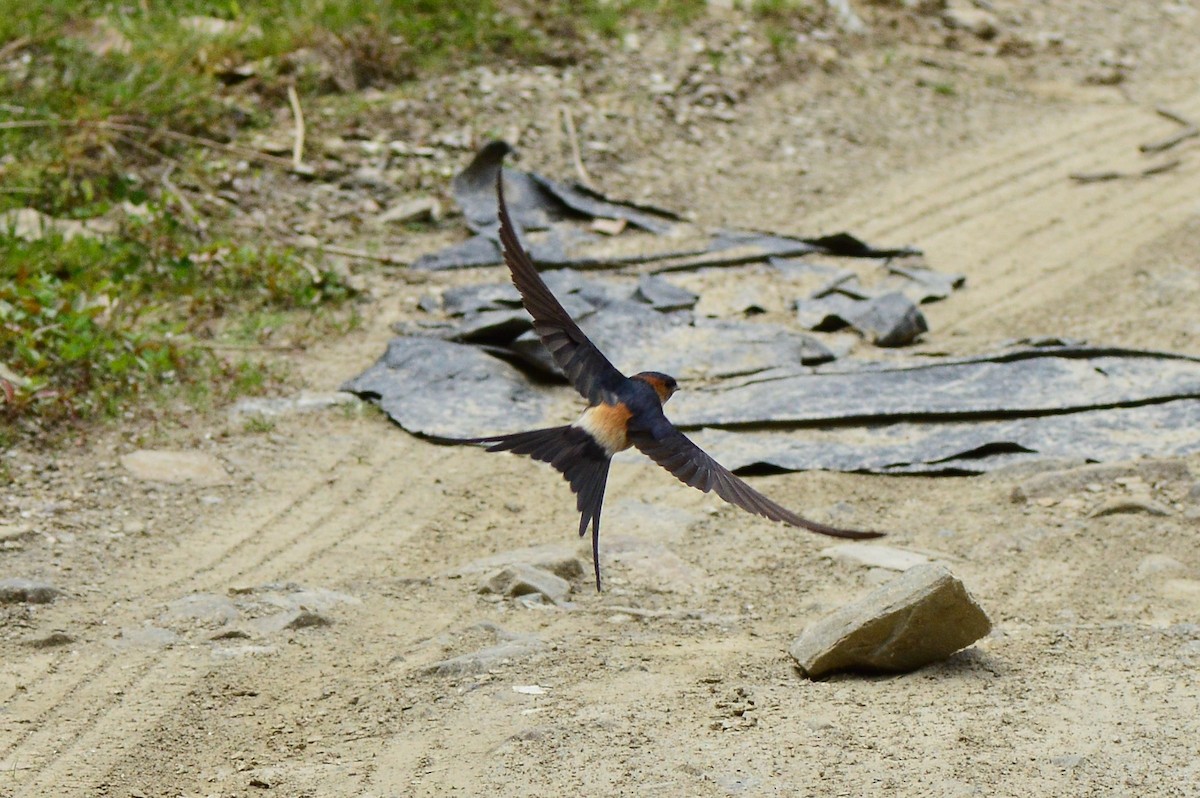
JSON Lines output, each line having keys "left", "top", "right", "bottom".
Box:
{"left": 464, "top": 171, "right": 883, "bottom": 590}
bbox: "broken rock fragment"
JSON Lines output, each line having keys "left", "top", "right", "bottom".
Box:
{"left": 422, "top": 624, "right": 546, "bottom": 676}
{"left": 635, "top": 275, "right": 699, "bottom": 312}
{"left": 789, "top": 563, "right": 991, "bottom": 678}
{"left": 479, "top": 564, "right": 571, "bottom": 605}
{"left": 0, "top": 578, "right": 62, "bottom": 605}
{"left": 844, "top": 291, "right": 928, "bottom": 347}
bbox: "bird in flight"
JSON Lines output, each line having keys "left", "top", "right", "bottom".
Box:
{"left": 465, "top": 171, "right": 883, "bottom": 590}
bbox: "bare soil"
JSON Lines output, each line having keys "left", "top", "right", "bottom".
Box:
{"left": 3, "top": 3, "right": 1200, "bottom": 796}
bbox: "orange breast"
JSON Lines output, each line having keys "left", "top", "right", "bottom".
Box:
{"left": 574, "top": 402, "right": 633, "bottom": 455}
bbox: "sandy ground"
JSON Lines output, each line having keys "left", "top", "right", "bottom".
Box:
{"left": 3, "top": 3, "right": 1200, "bottom": 796}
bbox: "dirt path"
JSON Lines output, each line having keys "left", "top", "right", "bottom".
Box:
{"left": 4, "top": 8, "right": 1200, "bottom": 797}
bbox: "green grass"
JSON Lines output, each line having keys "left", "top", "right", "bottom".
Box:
{"left": 0, "top": 216, "right": 350, "bottom": 429}
{"left": 747, "top": 0, "right": 821, "bottom": 52}
{"left": 0, "top": 1, "right": 710, "bottom": 438}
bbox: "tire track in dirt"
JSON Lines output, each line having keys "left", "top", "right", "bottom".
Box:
{"left": 1, "top": 430, "right": 398, "bottom": 796}
{"left": 252, "top": 446, "right": 461, "bottom": 586}
{"left": 842, "top": 113, "right": 1135, "bottom": 234}
{"left": 7, "top": 435, "right": 469, "bottom": 797}
{"left": 821, "top": 101, "right": 1150, "bottom": 237}
{"left": 811, "top": 94, "right": 1200, "bottom": 338}
{"left": 4, "top": 652, "right": 196, "bottom": 797}
{"left": 155, "top": 435, "right": 391, "bottom": 593}
{"left": 944, "top": 157, "right": 1198, "bottom": 334}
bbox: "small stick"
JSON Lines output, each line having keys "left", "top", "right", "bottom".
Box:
{"left": 160, "top": 165, "right": 205, "bottom": 233}
{"left": 1140, "top": 127, "right": 1199, "bottom": 154}
{"left": 1141, "top": 159, "right": 1183, "bottom": 176}
{"left": 190, "top": 341, "right": 301, "bottom": 352}
{"left": 559, "top": 105, "right": 593, "bottom": 188}
{"left": 109, "top": 130, "right": 184, "bottom": 169}
{"left": 291, "top": 239, "right": 406, "bottom": 265}
{"left": 0, "top": 119, "right": 296, "bottom": 168}
{"left": 1069, "top": 159, "right": 1181, "bottom": 183}
{"left": 286, "top": 84, "right": 305, "bottom": 169}
{"left": 1140, "top": 107, "right": 1199, "bottom": 153}
{"left": 1155, "top": 107, "right": 1196, "bottom": 128}
{"left": 0, "top": 36, "right": 29, "bottom": 62}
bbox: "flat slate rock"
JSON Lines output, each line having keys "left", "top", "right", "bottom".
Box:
{"left": 422, "top": 624, "right": 546, "bottom": 677}
{"left": 341, "top": 336, "right": 560, "bottom": 439}
{"left": 512, "top": 312, "right": 832, "bottom": 382}
{"left": 879, "top": 264, "right": 966, "bottom": 303}
{"left": 790, "top": 563, "right": 991, "bottom": 678}
{"left": 670, "top": 347, "right": 1200, "bottom": 427}
{"left": 441, "top": 282, "right": 523, "bottom": 316}
{"left": 412, "top": 140, "right": 916, "bottom": 272}
{"left": 842, "top": 291, "right": 929, "bottom": 347}
{"left": 634, "top": 274, "right": 699, "bottom": 311}
{"left": 347, "top": 336, "right": 1200, "bottom": 473}
{"left": 347, "top": 142, "right": 1199, "bottom": 475}
{"left": 411, "top": 234, "right": 501, "bottom": 271}
{"left": 795, "top": 293, "right": 863, "bottom": 331}
{"left": 688, "top": 397, "right": 1200, "bottom": 475}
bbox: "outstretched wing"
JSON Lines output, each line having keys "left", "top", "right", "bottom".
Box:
{"left": 496, "top": 174, "right": 627, "bottom": 405}
{"left": 629, "top": 417, "right": 884, "bottom": 540}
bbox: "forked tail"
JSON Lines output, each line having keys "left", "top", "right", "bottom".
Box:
{"left": 462, "top": 426, "right": 612, "bottom": 590}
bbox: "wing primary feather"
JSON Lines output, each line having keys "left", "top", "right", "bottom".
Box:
{"left": 494, "top": 171, "right": 627, "bottom": 405}
{"left": 630, "top": 423, "right": 884, "bottom": 541}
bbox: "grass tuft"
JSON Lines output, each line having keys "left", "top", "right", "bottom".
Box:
{"left": 0, "top": 1, "right": 709, "bottom": 439}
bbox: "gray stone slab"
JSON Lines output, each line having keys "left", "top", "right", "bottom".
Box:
{"left": 688, "top": 400, "right": 1200, "bottom": 475}
{"left": 422, "top": 625, "right": 546, "bottom": 677}
{"left": 880, "top": 264, "right": 966, "bottom": 303}
{"left": 341, "top": 336, "right": 560, "bottom": 439}
{"left": 671, "top": 347, "right": 1200, "bottom": 427}
{"left": 416, "top": 141, "right": 919, "bottom": 271}
{"left": 635, "top": 274, "right": 699, "bottom": 311}
{"left": 529, "top": 173, "right": 681, "bottom": 235}
{"left": 842, "top": 291, "right": 928, "bottom": 347}
{"left": 795, "top": 293, "right": 861, "bottom": 331}
{"left": 411, "top": 234, "right": 501, "bottom": 271}
{"left": 442, "top": 282, "right": 523, "bottom": 316}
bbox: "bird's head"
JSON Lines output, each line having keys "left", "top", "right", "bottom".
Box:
{"left": 634, "top": 371, "right": 678, "bottom": 404}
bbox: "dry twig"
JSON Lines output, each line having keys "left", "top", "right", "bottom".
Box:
{"left": 0, "top": 119, "right": 296, "bottom": 168}
{"left": 559, "top": 106, "right": 593, "bottom": 188}
{"left": 286, "top": 84, "right": 306, "bottom": 169}
{"left": 0, "top": 36, "right": 30, "bottom": 62}
{"left": 1139, "top": 107, "right": 1199, "bottom": 154}
{"left": 1069, "top": 159, "right": 1181, "bottom": 183}
{"left": 291, "top": 239, "right": 407, "bottom": 265}
{"left": 160, "top": 164, "right": 205, "bottom": 233}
